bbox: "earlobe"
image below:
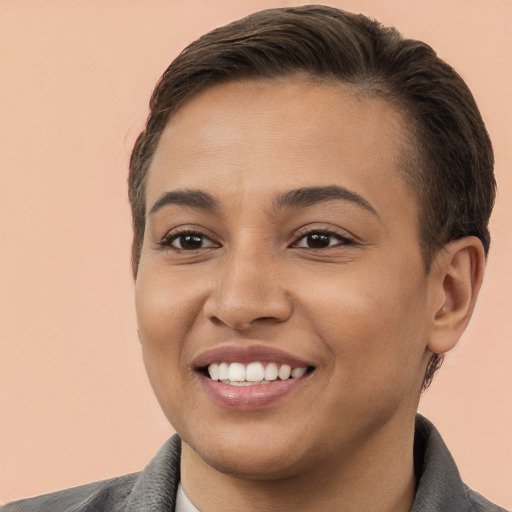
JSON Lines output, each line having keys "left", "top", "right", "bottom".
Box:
{"left": 427, "top": 237, "right": 485, "bottom": 355}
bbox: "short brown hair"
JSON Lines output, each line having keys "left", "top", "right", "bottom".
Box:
{"left": 128, "top": 5, "right": 495, "bottom": 387}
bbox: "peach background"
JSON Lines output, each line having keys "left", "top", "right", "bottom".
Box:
{"left": 0, "top": 0, "right": 511, "bottom": 508}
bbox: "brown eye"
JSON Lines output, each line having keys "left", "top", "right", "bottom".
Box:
{"left": 168, "top": 233, "right": 218, "bottom": 250}
{"left": 294, "top": 231, "right": 353, "bottom": 249}
{"left": 305, "top": 233, "right": 331, "bottom": 248}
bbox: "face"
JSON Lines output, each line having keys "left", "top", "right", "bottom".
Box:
{"left": 135, "top": 79, "right": 436, "bottom": 479}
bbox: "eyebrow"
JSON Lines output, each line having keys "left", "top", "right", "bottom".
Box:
{"left": 273, "top": 185, "right": 378, "bottom": 216}
{"left": 148, "top": 185, "right": 377, "bottom": 217}
{"left": 149, "top": 189, "right": 219, "bottom": 215}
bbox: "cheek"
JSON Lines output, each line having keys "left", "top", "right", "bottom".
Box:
{"left": 299, "top": 263, "right": 430, "bottom": 389}
{"left": 135, "top": 268, "right": 207, "bottom": 426}
{"left": 135, "top": 266, "right": 205, "bottom": 347}
{"left": 134, "top": 269, "right": 205, "bottom": 394}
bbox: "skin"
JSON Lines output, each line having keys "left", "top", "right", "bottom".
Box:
{"left": 135, "top": 79, "right": 484, "bottom": 511}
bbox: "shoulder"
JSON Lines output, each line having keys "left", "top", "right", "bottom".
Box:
{"left": 413, "top": 415, "right": 509, "bottom": 512}
{"left": 464, "top": 487, "right": 510, "bottom": 512}
{"left": 2, "top": 434, "right": 182, "bottom": 512}
{"left": 1, "top": 473, "right": 140, "bottom": 512}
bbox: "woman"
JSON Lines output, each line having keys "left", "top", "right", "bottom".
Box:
{"left": 2, "top": 4, "right": 509, "bottom": 511}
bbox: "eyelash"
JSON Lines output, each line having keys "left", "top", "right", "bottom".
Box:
{"left": 158, "top": 228, "right": 355, "bottom": 252}
{"left": 158, "top": 230, "right": 219, "bottom": 251}
{"left": 292, "top": 229, "right": 355, "bottom": 249}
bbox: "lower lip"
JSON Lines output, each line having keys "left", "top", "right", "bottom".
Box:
{"left": 198, "top": 373, "right": 310, "bottom": 410}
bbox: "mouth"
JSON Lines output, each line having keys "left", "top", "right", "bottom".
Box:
{"left": 192, "top": 345, "right": 316, "bottom": 409}
{"left": 202, "top": 361, "right": 315, "bottom": 386}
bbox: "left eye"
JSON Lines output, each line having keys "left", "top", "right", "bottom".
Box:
{"left": 169, "top": 233, "right": 218, "bottom": 250}
{"left": 294, "top": 231, "right": 351, "bottom": 249}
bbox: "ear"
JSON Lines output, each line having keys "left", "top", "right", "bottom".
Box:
{"left": 427, "top": 237, "right": 486, "bottom": 355}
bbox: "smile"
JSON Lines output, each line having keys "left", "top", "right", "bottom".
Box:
{"left": 193, "top": 345, "right": 316, "bottom": 409}
{"left": 207, "top": 361, "right": 309, "bottom": 386}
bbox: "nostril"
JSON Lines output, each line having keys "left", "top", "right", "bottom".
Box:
{"left": 207, "top": 314, "right": 282, "bottom": 332}
{"left": 209, "top": 317, "right": 224, "bottom": 327}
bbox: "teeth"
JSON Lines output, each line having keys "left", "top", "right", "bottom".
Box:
{"left": 291, "top": 367, "right": 307, "bottom": 378}
{"left": 246, "top": 362, "right": 265, "bottom": 382}
{"left": 218, "top": 362, "right": 229, "bottom": 381}
{"left": 228, "top": 362, "right": 245, "bottom": 382}
{"left": 264, "top": 362, "right": 278, "bottom": 381}
{"left": 207, "top": 362, "right": 309, "bottom": 384}
{"left": 278, "top": 364, "right": 291, "bottom": 380}
{"left": 209, "top": 363, "right": 219, "bottom": 381}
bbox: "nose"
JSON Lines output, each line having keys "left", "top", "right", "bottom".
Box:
{"left": 203, "top": 246, "right": 293, "bottom": 331}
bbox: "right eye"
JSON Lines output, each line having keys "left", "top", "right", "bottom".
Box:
{"left": 163, "top": 232, "right": 219, "bottom": 251}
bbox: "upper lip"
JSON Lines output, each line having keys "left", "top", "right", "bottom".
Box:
{"left": 192, "top": 344, "right": 314, "bottom": 369}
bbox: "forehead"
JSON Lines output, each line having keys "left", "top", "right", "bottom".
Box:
{"left": 146, "top": 78, "right": 417, "bottom": 222}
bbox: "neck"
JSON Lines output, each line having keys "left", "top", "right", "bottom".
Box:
{"left": 180, "top": 416, "right": 417, "bottom": 512}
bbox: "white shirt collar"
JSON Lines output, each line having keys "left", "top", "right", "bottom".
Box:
{"left": 176, "top": 481, "right": 201, "bottom": 512}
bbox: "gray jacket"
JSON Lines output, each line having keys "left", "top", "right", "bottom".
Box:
{"left": 3, "top": 416, "right": 508, "bottom": 511}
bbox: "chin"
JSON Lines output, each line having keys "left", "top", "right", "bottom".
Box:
{"left": 194, "top": 445, "right": 307, "bottom": 481}
{"left": 180, "top": 420, "right": 318, "bottom": 480}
